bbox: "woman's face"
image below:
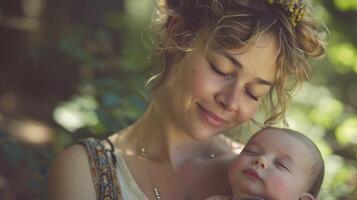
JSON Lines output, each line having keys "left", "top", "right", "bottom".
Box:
{"left": 159, "top": 36, "right": 279, "bottom": 140}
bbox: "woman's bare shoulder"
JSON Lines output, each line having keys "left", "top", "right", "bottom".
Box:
{"left": 48, "top": 144, "right": 96, "bottom": 200}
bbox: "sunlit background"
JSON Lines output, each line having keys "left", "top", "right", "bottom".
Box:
{"left": 0, "top": 0, "right": 356, "bottom": 199}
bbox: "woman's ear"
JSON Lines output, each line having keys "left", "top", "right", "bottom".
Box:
{"left": 299, "top": 193, "right": 315, "bottom": 200}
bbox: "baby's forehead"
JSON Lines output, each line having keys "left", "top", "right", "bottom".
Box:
{"left": 251, "top": 128, "right": 307, "bottom": 143}
{"left": 247, "top": 129, "right": 316, "bottom": 160}
{"left": 249, "top": 128, "right": 301, "bottom": 143}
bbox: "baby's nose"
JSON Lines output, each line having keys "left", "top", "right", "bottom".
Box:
{"left": 253, "top": 156, "right": 267, "bottom": 169}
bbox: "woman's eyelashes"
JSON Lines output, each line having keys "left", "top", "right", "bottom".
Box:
{"left": 208, "top": 61, "right": 231, "bottom": 78}
{"left": 245, "top": 87, "right": 258, "bottom": 101}
{"left": 208, "top": 61, "right": 259, "bottom": 101}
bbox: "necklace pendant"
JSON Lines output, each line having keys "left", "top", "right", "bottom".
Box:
{"left": 141, "top": 147, "right": 148, "bottom": 157}
{"left": 153, "top": 187, "right": 161, "bottom": 200}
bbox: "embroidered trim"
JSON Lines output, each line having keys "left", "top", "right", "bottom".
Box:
{"left": 80, "top": 138, "right": 123, "bottom": 200}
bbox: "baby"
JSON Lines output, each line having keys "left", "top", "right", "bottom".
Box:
{"left": 207, "top": 127, "right": 324, "bottom": 200}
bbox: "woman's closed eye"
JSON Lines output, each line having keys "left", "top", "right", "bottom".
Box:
{"left": 208, "top": 61, "right": 259, "bottom": 101}
{"left": 208, "top": 61, "right": 231, "bottom": 78}
{"left": 244, "top": 87, "right": 258, "bottom": 101}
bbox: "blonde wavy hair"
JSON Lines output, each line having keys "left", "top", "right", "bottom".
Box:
{"left": 147, "top": 0, "right": 326, "bottom": 125}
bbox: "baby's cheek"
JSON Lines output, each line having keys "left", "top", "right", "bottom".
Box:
{"left": 266, "top": 175, "right": 295, "bottom": 199}
{"left": 227, "top": 158, "right": 243, "bottom": 186}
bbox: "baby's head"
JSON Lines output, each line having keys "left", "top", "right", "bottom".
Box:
{"left": 228, "top": 127, "right": 324, "bottom": 200}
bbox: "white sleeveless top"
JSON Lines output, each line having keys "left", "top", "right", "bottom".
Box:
{"left": 113, "top": 135, "right": 241, "bottom": 200}
{"left": 115, "top": 152, "right": 149, "bottom": 200}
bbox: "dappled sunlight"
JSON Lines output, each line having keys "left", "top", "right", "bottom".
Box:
{"left": 0, "top": 0, "right": 44, "bottom": 32}
{"left": 333, "top": 0, "right": 357, "bottom": 11}
{"left": 294, "top": 82, "right": 331, "bottom": 105}
{"left": 328, "top": 43, "right": 357, "bottom": 73}
{"left": 8, "top": 119, "right": 54, "bottom": 145}
{"left": 124, "top": 0, "right": 154, "bottom": 20}
{"left": 336, "top": 117, "right": 357, "bottom": 145}
{"left": 23, "top": 0, "right": 44, "bottom": 18}
{"left": 53, "top": 95, "right": 98, "bottom": 132}
{"left": 322, "top": 155, "right": 357, "bottom": 198}
{"left": 309, "top": 96, "right": 344, "bottom": 128}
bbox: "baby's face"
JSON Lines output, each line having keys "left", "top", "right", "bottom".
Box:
{"left": 228, "top": 129, "right": 315, "bottom": 200}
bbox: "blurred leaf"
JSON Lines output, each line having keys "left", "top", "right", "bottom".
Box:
{"left": 1, "top": 140, "right": 24, "bottom": 164}
{"left": 102, "top": 92, "right": 121, "bottom": 108}
{"left": 316, "top": 139, "right": 333, "bottom": 157}
{"left": 104, "top": 10, "right": 125, "bottom": 30}
{"left": 53, "top": 95, "right": 98, "bottom": 132}
{"left": 328, "top": 43, "right": 357, "bottom": 74}
{"left": 124, "top": 0, "right": 154, "bottom": 22}
{"left": 0, "top": 129, "right": 7, "bottom": 139}
{"left": 53, "top": 130, "right": 74, "bottom": 152}
{"left": 309, "top": 97, "right": 344, "bottom": 128}
{"left": 293, "top": 82, "right": 330, "bottom": 106}
{"left": 336, "top": 116, "right": 357, "bottom": 145}
{"left": 334, "top": 0, "right": 357, "bottom": 11}
{"left": 95, "top": 109, "right": 121, "bottom": 132}
{"left": 89, "top": 122, "right": 108, "bottom": 135}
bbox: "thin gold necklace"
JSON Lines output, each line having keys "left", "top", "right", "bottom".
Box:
{"left": 139, "top": 142, "right": 215, "bottom": 200}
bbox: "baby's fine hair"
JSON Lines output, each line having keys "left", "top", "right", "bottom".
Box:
{"left": 258, "top": 126, "right": 325, "bottom": 197}
{"left": 149, "top": 0, "right": 327, "bottom": 125}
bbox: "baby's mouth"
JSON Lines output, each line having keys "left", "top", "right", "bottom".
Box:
{"left": 242, "top": 168, "right": 262, "bottom": 181}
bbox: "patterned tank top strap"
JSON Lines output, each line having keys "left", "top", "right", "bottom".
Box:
{"left": 79, "top": 137, "right": 123, "bottom": 200}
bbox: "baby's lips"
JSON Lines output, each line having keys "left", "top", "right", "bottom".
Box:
{"left": 243, "top": 168, "right": 262, "bottom": 181}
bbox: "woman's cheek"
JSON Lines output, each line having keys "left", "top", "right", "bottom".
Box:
{"left": 190, "top": 68, "right": 214, "bottom": 98}
{"left": 236, "top": 103, "right": 259, "bottom": 123}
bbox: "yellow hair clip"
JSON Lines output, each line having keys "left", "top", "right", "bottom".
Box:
{"left": 268, "top": 0, "right": 305, "bottom": 27}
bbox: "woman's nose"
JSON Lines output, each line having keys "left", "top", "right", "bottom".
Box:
{"left": 215, "top": 84, "right": 241, "bottom": 112}
{"left": 252, "top": 156, "right": 268, "bottom": 169}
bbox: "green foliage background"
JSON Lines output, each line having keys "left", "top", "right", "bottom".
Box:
{"left": 0, "top": 0, "right": 356, "bottom": 199}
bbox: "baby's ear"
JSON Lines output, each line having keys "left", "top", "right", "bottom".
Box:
{"left": 299, "top": 193, "right": 315, "bottom": 200}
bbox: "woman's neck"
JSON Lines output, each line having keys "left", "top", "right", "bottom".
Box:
{"left": 128, "top": 101, "right": 212, "bottom": 170}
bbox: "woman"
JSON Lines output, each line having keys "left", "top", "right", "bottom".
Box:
{"left": 48, "top": 0, "right": 326, "bottom": 199}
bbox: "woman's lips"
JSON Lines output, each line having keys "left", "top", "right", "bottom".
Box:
{"left": 197, "top": 103, "right": 227, "bottom": 127}
{"left": 243, "top": 168, "right": 262, "bottom": 181}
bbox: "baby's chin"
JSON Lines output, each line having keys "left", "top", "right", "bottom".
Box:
{"left": 233, "top": 196, "right": 265, "bottom": 200}
{"left": 231, "top": 188, "right": 264, "bottom": 199}
{"left": 232, "top": 191, "right": 269, "bottom": 200}
{"left": 232, "top": 193, "right": 265, "bottom": 200}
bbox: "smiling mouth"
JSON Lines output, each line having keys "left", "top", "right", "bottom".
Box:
{"left": 197, "top": 103, "right": 226, "bottom": 127}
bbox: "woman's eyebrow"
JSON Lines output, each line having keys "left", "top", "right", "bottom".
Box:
{"left": 219, "top": 50, "right": 274, "bottom": 86}
{"left": 221, "top": 50, "right": 243, "bottom": 69}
